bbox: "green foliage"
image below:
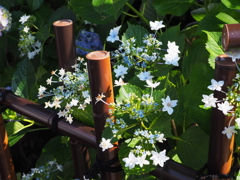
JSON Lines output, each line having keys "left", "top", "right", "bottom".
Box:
{"left": 177, "top": 126, "right": 209, "bottom": 170}
{"left": 2, "top": 0, "right": 240, "bottom": 179}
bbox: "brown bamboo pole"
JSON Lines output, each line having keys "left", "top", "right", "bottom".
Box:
{"left": 53, "top": 19, "right": 89, "bottom": 179}
{"left": 222, "top": 24, "right": 240, "bottom": 52}
{"left": 53, "top": 19, "right": 76, "bottom": 71}
{"left": 86, "top": 51, "right": 121, "bottom": 180}
{"left": 0, "top": 113, "right": 17, "bottom": 180}
{"left": 207, "top": 54, "right": 236, "bottom": 179}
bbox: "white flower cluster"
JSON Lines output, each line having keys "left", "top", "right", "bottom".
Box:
{"left": 202, "top": 78, "right": 240, "bottom": 139}
{"left": 0, "top": 6, "right": 12, "bottom": 36}
{"left": 18, "top": 14, "right": 41, "bottom": 60}
{"left": 21, "top": 160, "right": 63, "bottom": 180}
{"left": 38, "top": 58, "right": 90, "bottom": 124}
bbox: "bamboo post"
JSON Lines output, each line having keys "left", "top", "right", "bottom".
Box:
{"left": 86, "top": 51, "right": 121, "bottom": 180}
{"left": 0, "top": 113, "right": 17, "bottom": 180}
{"left": 53, "top": 19, "right": 90, "bottom": 179}
{"left": 207, "top": 54, "right": 236, "bottom": 179}
{"left": 53, "top": 19, "right": 76, "bottom": 71}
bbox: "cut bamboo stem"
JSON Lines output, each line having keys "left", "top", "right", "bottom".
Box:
{"left": 53, "top": 19, "right": 76, "bottom": 71}
{"left": 86, "top": 51, "right": 121, "bottom": 180}
{"left": 207, "top": 55, "right": 237, "bottom": 179}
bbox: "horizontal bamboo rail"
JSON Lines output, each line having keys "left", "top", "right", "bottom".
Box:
{"left": 0, "top": 88, "right": 198, "bottom": 179}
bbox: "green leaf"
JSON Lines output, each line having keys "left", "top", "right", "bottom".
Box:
{"left": 33, "top": 2, "right": 53, "bottom": 28}
{"left": 191, "top": 3, "right": 222, "bottom": 21}
{"left": 71, "top": 105, "right": 94, "bottom": 127}
{"left": 11, "top": 58, "right": 37, "bottom": 99}
{"left": 203, "top": 31, "right": 224, "bottom": 69}
{"left": 216, "top": 12, "right": 239, "bottom": 24}
{"left": 153, "top": 0, "right": 195, "bottom": 16}
{"left": 177, "top": 126, "right": 209, "bottom": 170}
{"left": 221, "top": 0, "right": 240, "bottom": 9}
{"left": 122, "top": 23, "right": 149, "bottom": 46}
{"left": 37, "top": 136, "right": 71, "bottom": 166}
{"left": 26, "top": 0, "right": 44, "bottom": 11}
{"left": 140, "top": 0, "right": 159, "bottom": 22}
{"left": 92, "top": 0, "right": 128, "bottom": 19}
{"left": 5, "top": 121, "right": 25, "bottom": 137}
{"left": 69, "top": 0, "right": 115, "bottom": 24}
{"left": 149, "top": 115, "right": 172, "bottom": 138}
{"left": 36, "top": 25, "right": 51, "bottom": 41}
{"left": 116, "top": 84, "right": 142, "bottom": 103}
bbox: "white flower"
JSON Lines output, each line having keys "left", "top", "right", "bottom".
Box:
{"left": 99, "top": 138, "right": 113, "bottom": 151}
{"left": 19, "top": 14, "right": 30, "bottom": 24}
{"left": 78, "top": 104, "right": 86, "bottom": 110}
{"left": 82, "top": 90, "right": 90, "bottom": 98}
{"left": 162, "top": 96, "right": 178, "bottom": 115}
{"left": 137, "top": 71, "right": 153, "bottom": 81}
{"left": 57, "top": 164, "right": 63, "bottom": 172}
{"left": 59, "top": 68, "right": 65, "bottom": 77}
{"left": 66, "top": 114, "right": 73, "bottom": 124}
{"left": 70, "top": 99, "right": 79, "bottom": 106}
{"left": 114, "top": 78, "right": 128, "bottom": 86}
{"left": 150, "top": 150, "right": 169, "bottom": 167}
{"left": 136, "top": 154, "right": 149, "bottom": 167}
{"left": 201, "top": 93, "right": 218, "bottom": 108}
{"left": 114, "top": 65, "right": 128, "bottom": 78}
{"left": 95, "top": 93, "right": 106, "bottom": 104}
{"left": 23, "top": 26, "right": 29, "bottom": 33}
{"left": 167, "top": 41, "right": 180, "bottom": 54}
{"left": 28, "top": 51, "right": 36, "bottom": 59}
{"left": 84, "top": 97, "right": 91, "bottom": 104}
{"left": 44, "top": 101, "right": 52, "bottom": 108}
{"left": 163, "top": 52, "right": 180, "bottom": 66}
{"left": 208, "top": 79, "right": 224, "bottom": 91}
{"left": 217, "top": 101, "right": 234, "bottom": 115}
{"left": 156, "top": 133, "right": 166, "bottom": 143}
{"left": 38, "top": 85, "right": 46, "bottom": 94}
{"left": 222, "top": 126, "right": 237, "bottom": 139}
{"left": 123, "top": 152, "right": 138, "bottom": 169}
{"left": 46, "top": 76, "right": 53, "bottom": 85}
{"left": 145, "top": 79, "right": 160, "bottom": 88}
{"left": 107, "top": 25, "right": 121, "bottom": 43}
{"left": 150, "top": 21, "right": 165, "bottom": 31}
{"left": 57, "top": 110, "right": 67, "bottom": 118}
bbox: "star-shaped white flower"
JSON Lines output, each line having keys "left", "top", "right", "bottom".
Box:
{"left": 19, "top": 14, "right": 30, "bottom": 24}
{"left": 114, "top": 78, "right": 128, "bottom": 86}
{"left": 162, "top": 96, "right": 178, "bottom": 115}
{"left": 145, "top": 79, "right": 160, "bottom": 88}
{"left": 156, "top": 133, "right": 166, "bottom": 143}
{"left": 208, "top": 79, "right": 224, "bottom": 91}
{"left": 123, "top": 152, "right": 138, "bottom": 169}
{"left": 114, "top": 65, "right": 128, "bottom": 78}
{"left": 99, "top": 138, "right": 113, "bottom": 151}
{"left": 70, "top": 99, "right": 79, "bottom": 106}
{"left": 107, "top": 25, "right": 121, "bottom": 43}
{"left": 95, "top": 93, "right": 106, "bottom": 104}
{"left": 136, "top": 154, "right": 149, "bottom": 167}
{"left": 150, "top": 21, "right": 165, "bottom": 31}
{"left": 150, "top": 150, "right": 169, "bottom": 167}
{"left": 59, "top": 68, "right": 65, "bottom": 77}
{"left": 222, "top": 126, "right": 237, "bottom": 139}
{"left": 217, "top": 101, "right": 234, "bottom": 115}
{"left": 166, "top": 41, "right": 180, "bottom": 54}
{"left": 201, "top": 93, "right": 218, "bottom": 108}
{"left": 66, "top": 114, "right": 73, "bottom": 124}
{"left": 57, "top": 110, "right": 67, "bottom": 118}
{"left": 163, "top": 52, "right": 180, "bottom": 66}
{"left": 137, "top": 71, "right": 153, "bottom": 81}
{"left": 23, "top": 26, "right": 30, "bottom": 33}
